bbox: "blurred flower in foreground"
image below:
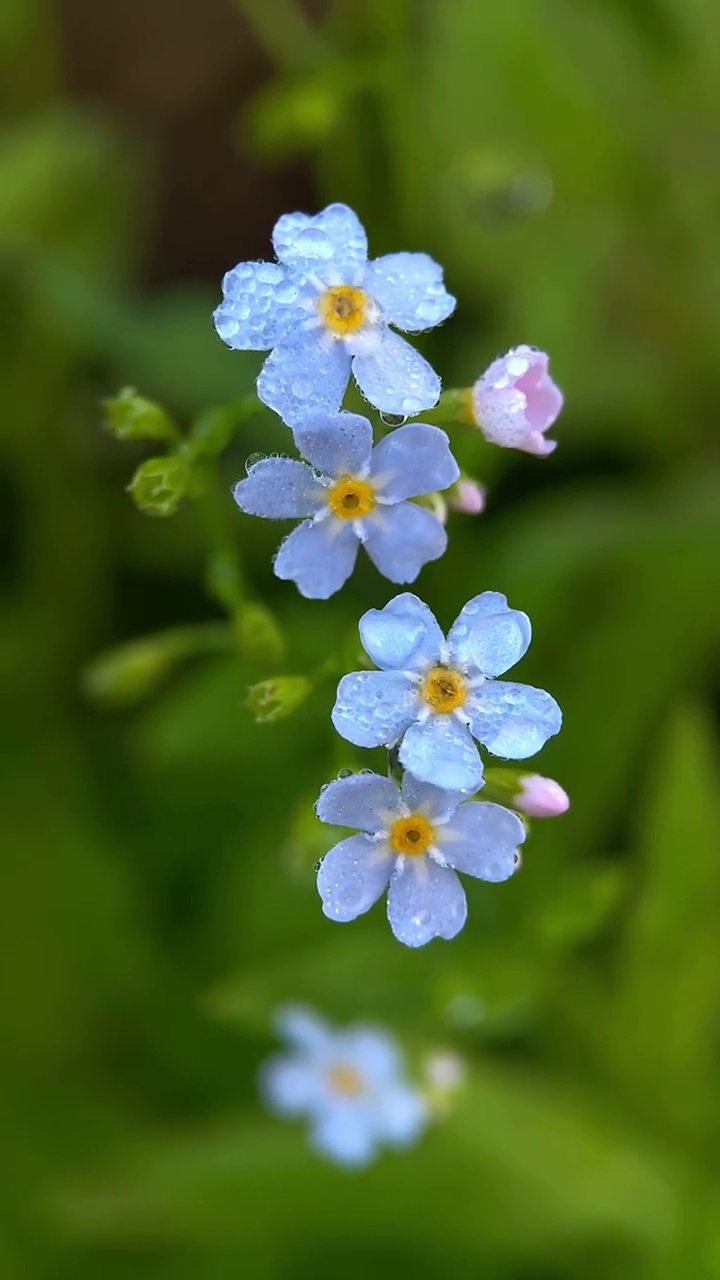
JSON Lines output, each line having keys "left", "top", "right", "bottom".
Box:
{"left": 448, "top": 477, "right": 486, "bottom": 515}
{"left": 234, "top": 412, "right": 458, "bottom": 598}
{"left": 514, "top": 773, "right": 570, "bottom": 818}
{"left": 316, "top": 770, "right": 525, "bottom": 946}
{"left": 471, "top": 345, "right": 562, "bottom": 456}
{"left": 213, "top": 202, "right": 455, "bottom": 423}
{"left": 260, "top": 1005, "right": 427, "bottom": 1167}
{"left": 332, "top": 592, "right": 562, "bottom": 793}
{"left": 424, "top": 1050, "right": 467, "bottom": 1117}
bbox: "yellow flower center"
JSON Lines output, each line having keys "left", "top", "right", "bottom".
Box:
{"left": 421, "top": 666, "right": 467, "bottom": 713}
{"left": 390, "top": 813, "right": 435, "bottom": 857}
{"left": 326, "top": 1064, "right": 365, "bottom": 1096}
{"left": 327, "top": 475, "right": 376, "bottom": 519}
{"left": 318, "top": 285, "right": 368, "bottom": 336}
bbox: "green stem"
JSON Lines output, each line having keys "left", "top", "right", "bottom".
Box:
{"left": 235, "top": 0, "right": 328, "bottom": 71}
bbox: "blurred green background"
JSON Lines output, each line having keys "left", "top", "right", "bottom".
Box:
{"left": 2, "top": 0, "right": 720, "bottom": 1276}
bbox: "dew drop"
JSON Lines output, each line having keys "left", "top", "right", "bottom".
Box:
{"left": 245, "top": 452, "right": 265, "bottom": 472}
{"left": 337, "top": 768, "right": 354, "bottom": 779}
{"left": 379, "top": 412, "right": 407, "bottom": 427}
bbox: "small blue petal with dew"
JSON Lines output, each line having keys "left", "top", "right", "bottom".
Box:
{"left": 331, "top": 592, "right": 562, "bottom": 791}
{"left": 259, "top": 1004, "right": 428, "bottom": 1165}
{"left": 213, "top": 203, "right": 456, "bottom": 423}
{"left": 233, "top": 411, "right": 459, "bottom": 599}
{"left": 315, "top": 771, "right": 526, "bottom": 947}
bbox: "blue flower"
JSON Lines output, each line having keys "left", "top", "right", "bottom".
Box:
{"left": 213, "top": 203, "right": 455, "bottom": 424}
{"left": 260, "top": 1005, "right": 427, "bottom": 1167}
{"left": 316, "top": 771, "right": 525, "bottom": 947}
{"left": 332, "top": 592, "right": 562, "bottom": 792}
{"left": 233, "top": 412, "right": 459, "bottom": 598}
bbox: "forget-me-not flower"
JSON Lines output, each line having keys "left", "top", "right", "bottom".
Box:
{"left": 332, "top": 592, "right": 562, "bottom": 792}
{"left": 471, "top": 345, "right": 563, "bottom": 456}
{"left": 233, "top": 411, "right": 459, "bottom": 598}
{"left": 316, "top": 770, "right": 525, "bottom": 947}
{"left": 214, "top": 203, "right": 456, "bottom": 423}
{"left": 260, "top": 1005, "right": 427, "bottom": 1167}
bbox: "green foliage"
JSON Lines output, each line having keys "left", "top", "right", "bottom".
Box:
{"left": 3, "top": 0, "right": 720, "bottom": 1277}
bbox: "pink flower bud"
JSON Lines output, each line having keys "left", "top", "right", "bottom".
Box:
{"left": 514, "top": 774, "right": 569, "bottom": 818}
{"left": 424, "top": 1051, "right": 466, "bottom": 1092}
{"left": 471, "top": 346, "right": 563, "bottom": 456}
{"left": 449, "top": 479, "right": 486, "bottom": 515}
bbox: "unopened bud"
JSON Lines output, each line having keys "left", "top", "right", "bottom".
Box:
{"left": 448, "top": 478, "right": 486, "bottom": 515}
{"left": 235, "top": 604, "right": 286, "bottom": 666}
{"left": 246, "top": 676, "right": 311, "bottom": 724}
{"left": 424, "top": 1051, "right": 466, "bottom": 1092}
{"left": 470, "top": 347, "right": 562, "bottom": 456}
{"left": 82, "top": 624, "right": 232, "bottom": 708}
{"left": 128, "top": 455, "right": 191, "bottom": 517}
{"left": 514, "top": 774, "right": 570, "bottom": 818}
{"left": 82, "top": 635, "right": 183, "bottom": 707}
{"left": 104, "top": 387, "right": 178, "bottom": 444}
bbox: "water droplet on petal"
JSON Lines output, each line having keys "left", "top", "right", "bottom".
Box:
{"left": 379, "top": 412, "right": 407, "bottom": 427}
{"left": 245, "top": 452, "right": 264, "bottom": 472}
{"left": 337, "top": 768, "right": 353, "bottom": 779}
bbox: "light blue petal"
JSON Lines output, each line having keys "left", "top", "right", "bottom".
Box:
{"left": 213, "top": 260, "right": 301, "bottom": 350}
{"left": 332, "top": 671, "right": 418, "bottom": 747}
{"left": 436, "top": 801, "right": 525, "bottom": 881}
{"left": 466, "top": 681, "right": 562, "bottom": 758}
{"left": 233, "top": 457, "right": 320, "bottom": 519}
{"left": 387, "top": 858, "right": 467, "bottom": 947}
{"left": 310, "top": 1106, "right": 376, "bottom": 1167}
{"left": 317, "top": 834, "right": 393, "bottom": 923}
{"left": 358, "top": 594, "right": 444, "bottom": 671}
{"left": 465, "top": 610, "right": 532, "bottom": 677}
{"left": 315, "top": 773, "right": 402, "bottom": 833}
{"left": 341, "top": 1028, "right": 403, "bottom": 1085}
{"left": 352, "top": 329, "right": 440, "bottom": 416}
{"left": 275, "top": 1005, "right": 332, "bottom": 1053}
{"left": 274, "top": 519, "right": 358, "bottom": 598}
{"left": 362, "top": 502, "right": 447, "bottom": 583}
{"left": 370, "top": 424, "right": 459, "bottom": 501}
{"left": 400, "top": 774, "right": 461, "bottom": 824}
{"left": 259, "top": 1055, "right": 324, "bottom": 1115}
{"left": 292, "top": 411, "right": 373, "bottom": 477}
{"left": 399, "top": 715, "right": 483, "bottom": 793}
{"left": 257, "top": 326, "right": 351, "bottom": 426}
{"left": 447, "top": 592, "right": 529, "bottom": 669}
{"left": 272, "top": 203, "right": 368, "bottom": 273}
{"left": 374, "top": 1085, "right": 428, "bottom": 1145}
{"left": 364, "top": 252, "right": 456, "bottom": 332}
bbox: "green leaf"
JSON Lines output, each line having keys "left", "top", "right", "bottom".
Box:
{"left": 602, "top": 706, "right": 720, "bottom": 1137}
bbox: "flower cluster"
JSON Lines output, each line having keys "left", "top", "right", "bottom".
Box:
{"left": 260, "top": 1005, "right": 427, "bottom": 1167}
{"left": 215, "top": 203, "right": 566, "bottom": 954}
